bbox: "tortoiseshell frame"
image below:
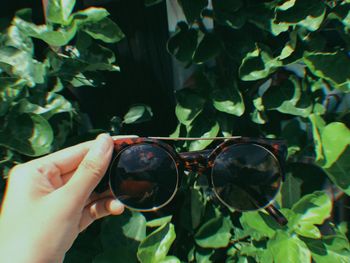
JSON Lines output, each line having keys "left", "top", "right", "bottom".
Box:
{"left": 108, "top": 136, "right": 288, "bottom": 225}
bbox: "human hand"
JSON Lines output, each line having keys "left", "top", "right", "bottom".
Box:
{"left": 0, "top": 134, "right": 124, "bottom": 263}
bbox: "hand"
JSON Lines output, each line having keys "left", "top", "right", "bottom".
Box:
{"left": 0, "top": 134, "right": 124, "bottom": 263}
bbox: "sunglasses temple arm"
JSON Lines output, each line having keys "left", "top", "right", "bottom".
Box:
{"left": 265, "top": 205, "right": 288, "bottom": 226}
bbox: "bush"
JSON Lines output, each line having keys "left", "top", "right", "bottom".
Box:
{"left": 1, "top": 0, "right": 350, "bottom": 262}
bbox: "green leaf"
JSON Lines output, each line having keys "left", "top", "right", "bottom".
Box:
{"left": 144, "top": 0, "right": 163, "bottom": 7}
{"left": 309, "top": 114, "right": 326, "bottom": 163}
{"left": 267, "top": 231, "right": 311, "bottom": 263}
{"left": 159, "top": 256, "right": 181, "bottom": 263}
{"left": 303, "top": 51, "right": 350, "bottom": 91}
{"left": 281, "top": 119, "right": 307, "bottom": 157}
{"left": 303, "top": 234, "right": 350, "bottom": 263}
{"left": 191, "top": 187, "right": 206, "bottom": 229}
{"left": 73, "top": 8, "right": 110, "bottom": 26}
{"left": 100, "top": 211, "right": 147, "bottom": 250}
{"left": 211, "top": 82, "right": 245, "bottom": 116}
{"left": 195, "top": 247, "right": 214, "bottom": 263}
{"left": 14, "top": 92, "right": 74, "bottom": 120}
{"left": 321, "top": 122, "right": 350, "bottom": 168}
{"left": 324, "top": 147, "right": 350, "bottom": 195}
{"left": 239, "top": 44, "right": 282, "bottom": 81}
{"left": 178, "top": 0, "right": 208, "bottom": 24}
{"left": 212, "top": 0, "right": 245, "bottom": 29}
{"left": 46, "top": 0, "right": 76, "bottom": 24}
{"left": 240, "top": 211, "right": 277, "bottom": 239}
{"left": 291, "top": 191, "right": 332, "bottom": 238}
{"left": 281, "top": 173, "right": 303, "bottom": 209}
{"left": 167, "top": 23, "right": 198, "bottom": 62}
{"left": 194, "top": 216, "right": 232, "bottom": 248}
{"left": 146, "top": 216, "right": 172, "bottom": 228}
{"left": 175, "top": 89, "right": 206, "bottom": 126}
{"left": 275, "top": 0, "right": 326, "bottom": 31}
{"left": 82, "top": 17, "right": 125, "bottom": 43}
{"left": 263, "top": 76, "right": 312, "bottom": 117}
{"left": 0, "top": 113, "right": 53, "bottom": 156}
{"left": 123, "top": 104, "right": 153, "bottom": 124}
{"left": 14, "top": 16, "right": 77, "bottom": 46}
{"left": 137, "top": 223, "right": 176, "bottom": 263}
{"left": 188, "top": 117, "right": 220, "bottom": 151}
{"left": 193, "top": 33, "right": 221, "bottom": 64}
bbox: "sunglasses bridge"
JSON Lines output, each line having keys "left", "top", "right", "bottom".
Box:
{"left": 178, "top": 149, "right": 213, "bottom": 173}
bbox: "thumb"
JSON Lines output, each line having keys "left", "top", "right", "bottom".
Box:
{"left": 65, "top": 134, "right": 114, "bottom": 201}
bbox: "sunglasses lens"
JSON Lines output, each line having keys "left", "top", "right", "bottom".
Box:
{"left": 109, "top": 143, "right": 178, "bottom": 211}
{"left": 211, "top": 144, "right": 282, "bottom": 211}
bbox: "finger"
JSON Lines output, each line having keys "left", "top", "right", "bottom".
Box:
{"left": 79, "top": 198, "right": 124, "bottom": 231}
{"left": 27, "top": 140, "right": 94, "bottom": 175}
{"left": 86, "top": 189, "right": 114, "bottom": 205}
{"left": 65, "top": 134, "right": 114, "bottom": 201}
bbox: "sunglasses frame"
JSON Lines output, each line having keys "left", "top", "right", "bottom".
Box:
{"left": 108, "top": 136, "right": 288, "bottom": 225}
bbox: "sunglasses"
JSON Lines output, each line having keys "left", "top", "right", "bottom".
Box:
{"left": 107, "top": 136, "right": 288, "bottom": 225}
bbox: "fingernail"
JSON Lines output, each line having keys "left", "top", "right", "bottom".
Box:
{"left": 110, "top": 199, "right": 124, "bottom": 211}
{"left": 95, "top": 133, "right": 113, "bottom": 153}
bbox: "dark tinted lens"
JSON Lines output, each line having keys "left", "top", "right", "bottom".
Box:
{"left": 109, "top": 143, "right": 178, "bottom": 211}
{"left": 211, "top": 144, "right": 282, "bottom": 211}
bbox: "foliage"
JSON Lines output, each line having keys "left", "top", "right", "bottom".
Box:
{"left": 1, "top": 0, "right": 350, "bottom": 263}
{"left": 0, "top": 0, "right": 127, "bottom": 176}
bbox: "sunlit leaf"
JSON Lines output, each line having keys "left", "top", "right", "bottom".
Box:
{"left": 267, "top": 231, "right": 311, "bottom": 263}
{"left": 123, "top": 104, "right": 153, "bottom": 124}
{"left": 46, "top": 0, "right": 76, "bottom": 24}
{"left": 290, "top": 191, "right": 332, "bottom": 238}
{"left": 194, "top": 216, "right": 232, "bottom": 248}
{"left": 0, "top": 113, "right": 53, "bottom": 156}
{"left": 137, "top": 223, "right": 176, "bottom": 263}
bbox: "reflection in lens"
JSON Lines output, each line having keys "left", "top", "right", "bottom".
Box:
{"left": 211, "top": 144, "right": 282, "bottom": 211}
{"left": 109, "top": 143, "right": 178, "bottom": 211}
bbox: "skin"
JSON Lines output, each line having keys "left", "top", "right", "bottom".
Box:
{"left": 0, "top": 134, "right": 124, "bottom": 263}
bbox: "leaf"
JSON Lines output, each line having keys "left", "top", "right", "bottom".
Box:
{"left": 211, "top": 82, "right": 245, "bottom": 116}
{"left": 187, "top": 117, "right": 220, "bottom": 151}
{"left": 160, "top": 256, "right": 181, "bottom": 263}
{"left": 321, "top": 122, "right": 350, "bottom": 168}
{"left": 291, "top": 191, "right": 332, "bottom": 238}
{"left": 137, "top": 223, "right": 176, "bottom": 263}
{"left": 0, "top": 113, "right": 53, "bottom": 156}
{"left": 263, "top": 76, "right": 312, "bottom": 117}
{"left": 73, "top": 7, "right": 110, "bottom": 26}
{"left": 239, "top": 44, "right": 282, "bottom": 81}
{"left": 212, "top": 0, "right": 245, "bottom": 29}
{"left": 0, "top": 46, "right": 37, "bottom": 87}
{"left": 167, "top": 23, "right": 198, "bottom": 62}
{"left": 46, "top": 0, "right": 76, "bottom": 24}
{"left": 82, "top": 17, "right": 125, "bottom": 43}
{"left": 14, "top": 92, "right": 74, "bottom": 120}
{"left": 178, "top": 0, "right": 208, "bottom": 24}
{"left": 195, "top": 247, "right": 214, "bottom": 263}
{"left": 193, "top": 33, "right": 221, "bottom": 64}
{"left": 100, "top": 211, "right": 147, "bottom": 249}
{"left": 194, "top": 216, "right": 232, "bottom": 248}
{"left": 267, "top": 231, "right": 311, "bottom": 263}
{"left": 123, "top": 104, "right": 153, "bottom": 124}
{"left": 303, "top": 51, "right": 350, "bottom": 91}
{"left": 240, "top": 211, "right": 277, "bottom": 239}
{"left": 144, "top": 0, "right": 163, "bottom": 7}
{"left": 309, "top": 114, "right": 326, "bottom": 163}
{"left": 281, "top": 173, "right": 303, "bottom": 209}
{"left": 303, "top": 234, "right": 350, "bottom": 263}
{"left": 146, "top": 216, "right": 172, "bottom": 228}
{"left": 275, "top": 0, "right": 326, "bottom": 31}
{"left": 175, "top": 89, "right": 206, "bottom": 126}
{"left": 191, "top": 188, "right": 206, "bottom": 229}
{"left": 324, "top": 147, "right": 350, "bottom": 195}
{"left": 14, "top": 16, "right": 77, "bottom": 46}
